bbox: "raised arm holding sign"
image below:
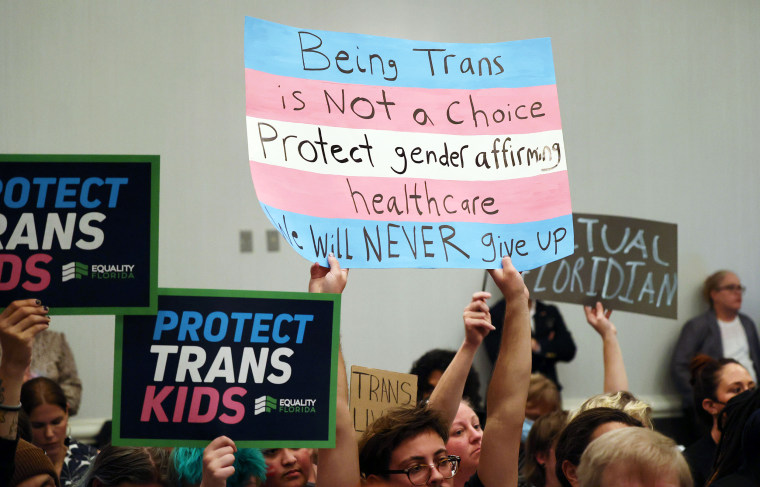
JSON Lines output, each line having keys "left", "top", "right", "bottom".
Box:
{"left": 309, "top": 254, "right": 360, "bottom": 487}
{"left": 427, "top": 292, "right": 494, "bottom": 487}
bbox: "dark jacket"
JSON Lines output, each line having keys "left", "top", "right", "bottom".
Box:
{"left": 485, "top": 300, "right": 576, "bottom": 388}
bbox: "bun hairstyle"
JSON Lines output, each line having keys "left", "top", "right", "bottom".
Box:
{"left": 689, "top": 354, "right": 740, "bottom": 425}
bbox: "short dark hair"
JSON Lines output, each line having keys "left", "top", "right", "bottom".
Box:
{"left": 554, "top": 407, "right": 642, "bottom": 487}
{"left": 409, "top": 349, "right": 482, "bottom": 409}
{"left": 359, "top": 405, "right": 448, "bottom": 479}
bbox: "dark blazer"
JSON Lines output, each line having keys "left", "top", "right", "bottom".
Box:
{"left": 671, "top": 309, "right": 760, "bottom": 407}
{"left": 485, "top": 300, "right": 576, "bottom": 388}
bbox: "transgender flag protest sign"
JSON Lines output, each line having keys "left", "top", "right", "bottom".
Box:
{"left": 244, "top": 17, "right": 573, "bottom": 269}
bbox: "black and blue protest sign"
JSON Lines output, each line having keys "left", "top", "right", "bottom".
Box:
{"left": 113, "top": 289, "right": 340, "bottom": 448}
{"left": 0, "top": 154, "right": 159, "bottom": 314}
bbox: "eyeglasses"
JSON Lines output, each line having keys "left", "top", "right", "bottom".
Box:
{"left": 717, "top": 284, "right": 746, "bottom": 293}
{"left": 382, "top": 455, "right": 460, "bottom": 485}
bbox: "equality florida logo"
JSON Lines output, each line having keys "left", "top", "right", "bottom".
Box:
{"left": 62, "top": 262, "right": 136, "bottom": 282}
{"left": 254, "top": 395, "right": 317, "bottom": 415}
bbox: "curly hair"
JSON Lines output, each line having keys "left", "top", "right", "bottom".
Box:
{"left": 409, "top": 349, "right": 482, "bottom": 409}
{"left": 570, "top": 391, "right": 653, "bottom": 429}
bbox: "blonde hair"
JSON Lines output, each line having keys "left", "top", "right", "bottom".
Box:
{"left": 577, "top": 427, "right": 692, "bottom": 487}
{"left": 569, "top": 391, "right": 653, "bottom": 429}
{"left": 527, "top": 373, "right": 561, "bottom": 414}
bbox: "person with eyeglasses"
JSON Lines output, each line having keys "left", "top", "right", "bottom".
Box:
{"left": 359, "top": 256, "right": 531, "bottom": 487}
{"left": 671, "top": 270, "right": 760, "bottom": 442}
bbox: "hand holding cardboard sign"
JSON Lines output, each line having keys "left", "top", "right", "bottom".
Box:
{"left": 200, "top": 436, "right": 237, "bottom": 487}
{"left": 309, "top": 254, "right": 349, "bottom": 294}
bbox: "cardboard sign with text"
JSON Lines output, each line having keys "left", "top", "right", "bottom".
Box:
{"left": 114, "top": 289, "right": 340, "bottom": 447}
{"left": 350, "top": 365, "right": 417, "bottom": 433}
{"left": 521, "top": 213, "right": 677, "bottom": 318}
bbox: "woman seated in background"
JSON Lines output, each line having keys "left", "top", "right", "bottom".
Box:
{"left": 21, "top": 377, "right": 97, "bottom": 487}
{"left": 683, "top": 354, "right": 754, "bottom": 487}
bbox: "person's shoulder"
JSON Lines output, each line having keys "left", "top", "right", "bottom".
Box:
{"left": 464, "top": 472, "right": 486, "bottom": 487}
{"left": 738, "top": 312, "right": 757, "bottom": 326}
{"left": 68, "top": 438, "right": 98, "bottom": 459}
{"left": 683, "top": 310, "right": 715, "bottom": 329}
{"left": 683, "top": 434, "right": 716, "bottom": 461}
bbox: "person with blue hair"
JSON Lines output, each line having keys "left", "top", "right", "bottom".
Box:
{"left": 172, "top": 436, "right": 267, "bottom": 487}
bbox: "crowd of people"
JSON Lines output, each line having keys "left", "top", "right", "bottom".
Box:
{"left": 2, "top": 261, "right": 759, "bottom": 487}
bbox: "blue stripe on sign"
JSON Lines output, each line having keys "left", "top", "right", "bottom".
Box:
{"left": 259, "top": 202, "right": 573, "bottom": 270}
{"left": 244, "top": 17, "right": 556, "bottom": 89}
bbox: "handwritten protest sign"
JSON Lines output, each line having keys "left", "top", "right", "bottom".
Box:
{"left": 113, "top": 289, "right": 340, "bottom": 447}
{"left": 0, "top": 154, "right": 158, "bottom": 314}
{"left": 521, "top": 213, "right": 678, "bottom": 318}
{"left": 244, "top": 18, "right": 573, "bottom": 270}
{"left": 350, "top": 365, "right": 417, "bottom": 433}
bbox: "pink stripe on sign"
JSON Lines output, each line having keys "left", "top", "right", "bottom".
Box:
{"left": 246, "top": 69, "right": 561, "bottom": 136}
{"left": 250, "top": 160, "right": 571, "bottom": 224}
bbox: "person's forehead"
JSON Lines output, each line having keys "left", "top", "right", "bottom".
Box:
{"left": 718, "top": 363, "right": 753, "bottom": 387}
{"left": 453, "top": 403, "right": 477, "bottom": 422}
{"left": 390, "top": 430, "right": 447, "bottom": 465}
{"left": 720, "top": 272, "right": 741, "bottom": 284}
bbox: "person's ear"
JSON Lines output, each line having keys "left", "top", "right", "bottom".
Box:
{"left": 535, "top": 451, "right": 548, "bottom": 466}
{"left": 702, "top": 398, "right": 721, "bottom": 416}
{"left": 364, "top": 474, "right": 383, "bottom": 485}
{"left": 562, "top": 459, "right": 579, "bottom": 487}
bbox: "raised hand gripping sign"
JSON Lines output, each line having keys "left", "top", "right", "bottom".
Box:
{"left": 245, "top": 18, "right": 573, "bottom": 270}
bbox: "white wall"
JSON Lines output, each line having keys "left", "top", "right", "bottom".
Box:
{"left": 2, "top": 0, "right": 759, "bottom": 424}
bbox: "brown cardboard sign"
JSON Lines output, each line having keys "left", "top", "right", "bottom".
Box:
{"left": 521, "top": 213, "right": 677, "bottom": 318}
{"left": 350, "top": 365, "right": 417, "bottom": 434}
